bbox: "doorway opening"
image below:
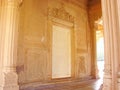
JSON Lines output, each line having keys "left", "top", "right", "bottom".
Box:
{"left": 52, "top": 25, "right": 72, "bottom": 79}
{"left": 95, "top": 18, "right": 104, "bottom": 81}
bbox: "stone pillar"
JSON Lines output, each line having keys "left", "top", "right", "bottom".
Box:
{"left": 116, "top": 0, "right": 120, "bottom": 90}
{"left": 0, "top": 0, "right": 22, "bottom": 90}
{"left": 88, "top": 5, "right": 102, "bottom": 79}
{"left": 101, "top": 0, "right": 119, "bottom": 90}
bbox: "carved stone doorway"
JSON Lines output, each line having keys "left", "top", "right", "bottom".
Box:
{"left": 52, "top": 25, "right": 71, "bottom": 79}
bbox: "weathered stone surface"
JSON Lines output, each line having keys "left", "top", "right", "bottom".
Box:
{"left": 18, "top": 0, "right": 92, "bottom": 87}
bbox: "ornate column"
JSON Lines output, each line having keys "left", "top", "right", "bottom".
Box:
{"left": 101, "top": 0, "right": 119, "bottom": 90}
{"left": 0, "top": 0, "right": 22, "bottom": 90}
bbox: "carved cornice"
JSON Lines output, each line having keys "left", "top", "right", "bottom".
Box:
{"left": 48, "top": 6, "right": 74, "bottom": 23}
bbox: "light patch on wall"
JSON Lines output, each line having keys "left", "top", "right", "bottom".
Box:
{"left": 41, "top": 36, "right": 45, "bottom": 42}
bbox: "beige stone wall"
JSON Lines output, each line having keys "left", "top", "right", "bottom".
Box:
{"left": 18, "top": 0, "right": 49, "bottom": 84}
{"left": 17, "top": 0, "right": 92, "bottom": 85}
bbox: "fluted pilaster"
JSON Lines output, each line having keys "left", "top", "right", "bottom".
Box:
{"left": 116, "top": 0, "right": 120, "bottom": 90}
{"left": 0, "top": 0, "right": 22, "bottom": 90}
{"left": 101, "top": 0, "right": 119, "bottom": 90}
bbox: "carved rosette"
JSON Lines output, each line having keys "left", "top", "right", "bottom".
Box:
{"left": 48, "top": 6, "right": 74, "bottom": 23}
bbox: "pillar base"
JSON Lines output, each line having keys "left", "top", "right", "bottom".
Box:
{"left": 102, "top": 75, "right": 112, "bottom": 90}
{"left": 118, "top": 78, "right": 120, "bottom": 90}
{"left": 0, "top": 72, "right": 19, "bottom": 90}
{"left": 117, "top": 72, "right": 120, "bottom": 90}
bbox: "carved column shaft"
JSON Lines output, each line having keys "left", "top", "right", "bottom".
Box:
{"left": 116, "top": 0, "right": 120, "bottom": 90}
{"left": 2, "top": 0, "right": 20, "bottom": 72}
{"left": 0, "top": 0, "right": 21, "bottom": 90}
{"left": 101, "top": 0, "right": 119, "bottom": 90}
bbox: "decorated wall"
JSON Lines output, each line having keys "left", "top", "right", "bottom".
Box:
{"left": 17, "top": 0, "right": 92, "bottom": 87}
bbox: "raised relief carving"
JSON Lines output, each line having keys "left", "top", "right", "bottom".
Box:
{"left": 104, "top": 69, "right": 112, "bottom": 75}
{"left": 77, "top": 56, "right": 86, "bottom": 75}
{"left": 104, "top": 65, "right": 112, "bottom": 75}
{"left": 25, "top": 49, "right": 47, "bottom": 82}
{"left": 48, "top": 4, "right": 74, "bottom": 23}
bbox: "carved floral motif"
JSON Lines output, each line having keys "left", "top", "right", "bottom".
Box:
{"left": 78, "top": 56, "right": 86, "bottom": 74}
{"left": 104, "top": 69, "right": 112, "bottom": 75}
{"left": 48, "top": 6, "right": 74, "bottom": 23}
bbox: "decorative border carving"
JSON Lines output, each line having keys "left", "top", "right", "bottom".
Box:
{"left": 48, "top": 6, "right": 74, "bottom": 23}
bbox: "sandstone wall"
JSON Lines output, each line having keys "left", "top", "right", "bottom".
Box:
{"left": 17, "top": 0, "right": 92, "bottom": 86}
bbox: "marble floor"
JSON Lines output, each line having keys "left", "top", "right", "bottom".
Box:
{"left": 21, "top": 79, "right": 102, "bottom": 90}
{"left": 21, "top": 61, "right": 104, "bottom": 90}
{"left": 36, "top": 80, "right": 101, "bottom": 90}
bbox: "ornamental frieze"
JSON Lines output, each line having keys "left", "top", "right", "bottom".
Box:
{"left": 48, "top": 6, "right": 74, "bottom": 23}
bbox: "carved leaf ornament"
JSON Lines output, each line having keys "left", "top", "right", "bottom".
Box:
{"left": 48, "top": 6, "right": 74, "bottom": 23}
